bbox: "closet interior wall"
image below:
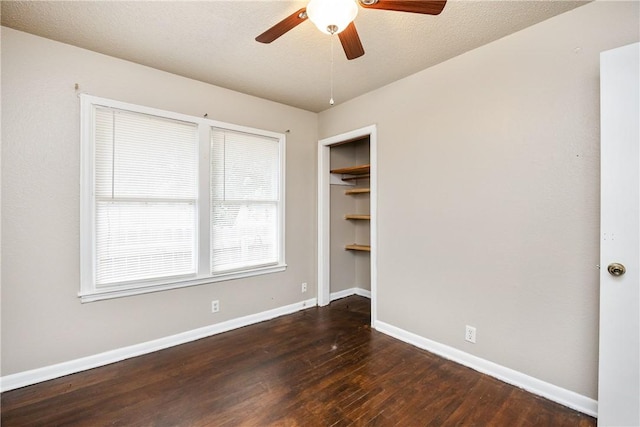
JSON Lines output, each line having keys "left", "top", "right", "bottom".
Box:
{"left": 329, "top": 138, "right": 371, "bottom": 296}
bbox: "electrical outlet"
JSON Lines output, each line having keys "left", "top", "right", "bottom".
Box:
{"left": 301, "top": 282, "right": 307, "bottom": 293}
{"left": 211, "top": 300, "right": 220, "bottom": 313}
{"left": 465, "top": 325, "right": 476, "bottom": 343}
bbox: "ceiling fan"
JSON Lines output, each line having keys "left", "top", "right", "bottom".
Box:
{"left": 256, "top": 0, "right": 447, "bottom": 60}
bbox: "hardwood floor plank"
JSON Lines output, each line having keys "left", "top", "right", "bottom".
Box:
{"left": 1, "top": 296, "right": 596, "bottom": 426}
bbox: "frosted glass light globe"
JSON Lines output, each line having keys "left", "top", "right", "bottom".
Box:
{"left": 306, "top": 0, "right": 359, "bottom": 35}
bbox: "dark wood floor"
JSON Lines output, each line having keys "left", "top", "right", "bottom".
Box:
{"left": 2, "top": 296, "right": 595, "bottom": 426}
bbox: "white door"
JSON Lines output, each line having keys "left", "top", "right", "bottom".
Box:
{"left": 598, "top": 42, "right": 640, "bottom": 427}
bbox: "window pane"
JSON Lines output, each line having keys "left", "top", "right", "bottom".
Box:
{"left": 211, "top": 129, "right": 279, "bottom": 202}
{"left": 210, "top": 128, "right": 281, "bottom": 274}
{"left": 95, "top": 107, "right": 198, "bottom": 199}
{"left": 211, "top": 202, "right": 278, "bottom": 273}
{"left": 96, "top": 201, "right": 196, "bottom": 286}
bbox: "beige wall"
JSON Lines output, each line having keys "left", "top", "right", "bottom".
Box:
{"left": 318, "top": 1, "right": 639, "bottom": 399}
{"left": 1, "top": 27, "right": 318, "bottom": 375}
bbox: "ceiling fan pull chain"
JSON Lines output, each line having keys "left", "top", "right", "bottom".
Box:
{"left": 330, "top": 33, "right": 335, "bottom": 106}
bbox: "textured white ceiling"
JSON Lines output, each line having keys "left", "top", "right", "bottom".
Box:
{"left": 1, "top": 0, "right": 589, "bottom": 112}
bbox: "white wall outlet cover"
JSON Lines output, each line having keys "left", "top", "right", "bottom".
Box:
{"left": 465, "top": 325, "right": 477, "bottom": 343}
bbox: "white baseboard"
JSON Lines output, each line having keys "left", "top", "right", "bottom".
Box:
{"left": 1, "top": 297, "right": 317, "bottom": 393}
{"left": 374, "top": 320, "right": 598, "bottom": 417}
{"left": 330, "top": 287, "right": 371, "bottom": 301}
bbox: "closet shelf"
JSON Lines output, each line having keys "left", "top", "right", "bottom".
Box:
{"left": 341, "top": 174, "right": 370, "bottom": 181}
{"left": 330, "top": 164, "right": 370, "bottom": 175}
{"left": 345, "top": 188, "right": 370, "bottom": 195}
{"left": 344, "top": 214, "right": 370, "bottom": 220}
{"left": 345, "top": 244, "right": 371, "bottom": 252}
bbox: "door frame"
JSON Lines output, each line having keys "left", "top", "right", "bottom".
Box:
{"left": 317, "top": 125, "right": 377, "bottom": 326}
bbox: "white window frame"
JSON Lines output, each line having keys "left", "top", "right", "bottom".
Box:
{"left": 80, "top": 95, "right": 286, "bottom": 302}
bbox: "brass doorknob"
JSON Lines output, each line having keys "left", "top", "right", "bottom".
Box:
{"left": 607, "top": 263, "right": 626, "bottom": 276}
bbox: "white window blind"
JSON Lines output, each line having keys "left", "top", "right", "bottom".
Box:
{"left": 210, "top": 128, "right": 280, "bottom": 273}
{"left": 94, "top": 107, "right": 198, "bottom": 286}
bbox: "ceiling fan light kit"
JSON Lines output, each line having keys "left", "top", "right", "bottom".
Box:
{"left": 306, "top": 0, "right": 359, "bottom": 35}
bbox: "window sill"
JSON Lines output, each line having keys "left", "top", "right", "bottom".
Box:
{"left": 79, "top": 263, "right": 287, "bottom": 303}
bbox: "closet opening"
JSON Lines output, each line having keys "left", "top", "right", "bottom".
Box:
{"left": 317, "top": 125, "right": 377, "bottom": 326}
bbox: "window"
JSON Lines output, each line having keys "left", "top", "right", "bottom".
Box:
{"left": 80, "top": 95, "right": 285, "bottom": 302}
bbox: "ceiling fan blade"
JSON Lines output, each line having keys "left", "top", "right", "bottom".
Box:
{"left": 359, "top": 0, "right": 446, "bottom": 15}
{"left": 256, "top": 8, "right": 308, "bottom": 43}
{"left": 338, "top": 22, "right": 365, "bottom": 60}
